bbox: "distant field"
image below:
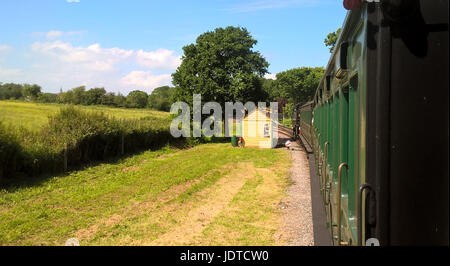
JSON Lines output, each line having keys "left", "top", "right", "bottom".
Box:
{"left": 0, "top": 144, "right": 291, "bottom": 246}
{"left": 0, "top": 101, "right": 170, "bottom": 130}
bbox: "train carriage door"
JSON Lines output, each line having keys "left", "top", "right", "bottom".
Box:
{"left": 327, "top": 100, "right": 331, "bottom": 167}
{"left": 334, "top": 93, "right": 340, "bottom": 178}
{"left": 330, "top": 91, "right": 341, "bottom": 244}
{"left": 338, "top": 84, "right": 351, "bottom": 245}
{"left": 328, "top": 98, "right": 333, "bottom": 173}
{"left": 347, "top": 74, "right": 360, "bottom": 244}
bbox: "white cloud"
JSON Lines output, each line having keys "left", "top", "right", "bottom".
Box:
{"left": 0, "top": 67, "right": 20, "bottom": 76}
{"left": 136, "top": 49, "right": 181, "bottom": 70}
{"left": 264, "top": 73, "right": 277, "bottom": 80}
{"left": 0, "top": 39, "right": 180, "bottom": 93}
{"left": 67, "top": 0, "right": 80, "bottom": 3}
{"left": 31, "top": 41, "right": 134, "bottom": 71}
{"left": 30, "top": 41, "right": 181, "bottom": 73}
{"left": 121, "top": 71, "right": 172, "bottom": 90}
{"left": 16, "top": 40, "right": 181, "bottom": 93}
{"left": 0, "top": 45, "right": 11, "bottom": 53}
{"left": 0, "top": 67, "right": 21, "bottom": 82}
{"left": 46, "top": 30, "right": 63, "bottom": 39}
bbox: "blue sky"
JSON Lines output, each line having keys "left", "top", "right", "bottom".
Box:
{"left": 0, "top": 0, "right": 347, "bottom": 94}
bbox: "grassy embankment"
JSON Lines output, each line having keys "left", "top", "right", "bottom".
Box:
{"left": 0, "top": 100, "right": 168, "bottom": 131}
{"left": 0, "top": 101, "right": 176, "bottom": 181}
{"left": 0, "top": 144, "right": 291, "bottom": 246}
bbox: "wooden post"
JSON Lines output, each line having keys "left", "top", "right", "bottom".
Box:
{"left": 64, "top": 143, "right": 68, "bottom": 172}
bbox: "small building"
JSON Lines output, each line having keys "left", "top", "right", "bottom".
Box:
{"left": 240, "top": 108, "right": 278, "bottom": 149}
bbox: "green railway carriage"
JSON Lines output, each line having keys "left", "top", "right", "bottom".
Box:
{"left": 293, "top": 101, "right": 314, "bottom": 149}
{"left": 299, "top": 0, "right": 448, "bottom": 246}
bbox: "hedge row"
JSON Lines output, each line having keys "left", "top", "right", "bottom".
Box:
{"left": 0, "top": 106, "right": 179, "bottom": 181}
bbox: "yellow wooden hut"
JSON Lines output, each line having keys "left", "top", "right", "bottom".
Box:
{"left": 239, "top": 108, "right": 278, "bottom": 149}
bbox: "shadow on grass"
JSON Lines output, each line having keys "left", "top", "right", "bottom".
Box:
{"left": 0, "top": 137, "right": 232, "bottom": 192}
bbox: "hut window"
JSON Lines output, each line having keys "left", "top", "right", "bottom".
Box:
{"left": 263, "top": 123, "right": 270, "bottom": 137}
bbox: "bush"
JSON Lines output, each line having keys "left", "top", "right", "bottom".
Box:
{"left": 36, "top": 92, "right": 58, "bottom": 103}
{"left": 0, "top": 122, "right": 23, "bottom": 179}
{"left": 1, "top": 106, "right": 227, "bottom": 184}
{"left": 0, "top": 106, "right": 176, "bottom": 182}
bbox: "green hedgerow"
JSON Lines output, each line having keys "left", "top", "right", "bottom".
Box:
{"left": 0, "top": 106, "right": 175, "bottom": 183}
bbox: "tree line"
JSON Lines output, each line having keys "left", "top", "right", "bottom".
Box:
{"left": 2, "top": 26, "right": 340, "bottom": 115}
{"left": 0, "top": 83, "right": 176, "bottom": 111}
{"left": 1, "top": 65, "right": 324, "bottom": 115}
{"left": 0, "top": 83, "right": 45, "bottom": 102}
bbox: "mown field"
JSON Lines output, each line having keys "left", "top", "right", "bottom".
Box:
{"left": 0, "top": 100, "right": 293, "bottom": 246}
{"left": 0, "top": 144, "right": 291, "bottom": 246}
{"left": 0, "top": 100, "right": 169, "bottom": 131}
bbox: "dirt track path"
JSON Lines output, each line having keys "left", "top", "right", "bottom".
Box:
{"left": 275, "top": 126, "right": 314, "bottom": 246}
{"left": 148, "top": 163, "right": 256, "bottom": 245}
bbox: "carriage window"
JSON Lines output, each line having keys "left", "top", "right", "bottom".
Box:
{"left": 326, "top": 75, "right": 332, "bottom": 91}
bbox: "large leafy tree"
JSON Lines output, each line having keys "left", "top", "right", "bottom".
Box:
{"left": 0, "top": 83, "right": 26, "bottom": 100}
{"left": 172, "top": 26, "right": 269, "bottom": 106}
{"left": 101, "top": 92, "right": 116, "bottom": 106}
{"left": 261, "top": 78, "right": 279, "bottom": 103}
{"left": 113, "top": 93, "right": 127, "bottom": 107}
{"left": 71, "top": 86, "right": 87, "bottom": 105}
{"left": 276, "top": 67, "right": 324, "bottom": 105}
{"left": 22, "top": 84, "right": 41, "bottom": 100}
{"left": 324, "top": 28, "right": 342, "bottom": 53}
{"left": 126, "top": 90, "right": 148, "bottom": 108}
{"left": 84, "top": 87, "right": 107, "bottom": 105}
{"left": 147, "top": 86, "right": 175, "bottom": 111}
{"left": 37, "top": 92, "right": 57, "bottom": 103}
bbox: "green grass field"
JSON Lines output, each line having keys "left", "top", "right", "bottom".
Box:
{"left": 0, "top": 100, "right": 293, "bottom": 246}
{"left": 0, "top": 144, "right": 291, "bottom": 246}
{"left": 0, "top": 101, "right": 170, "bottom": 130}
